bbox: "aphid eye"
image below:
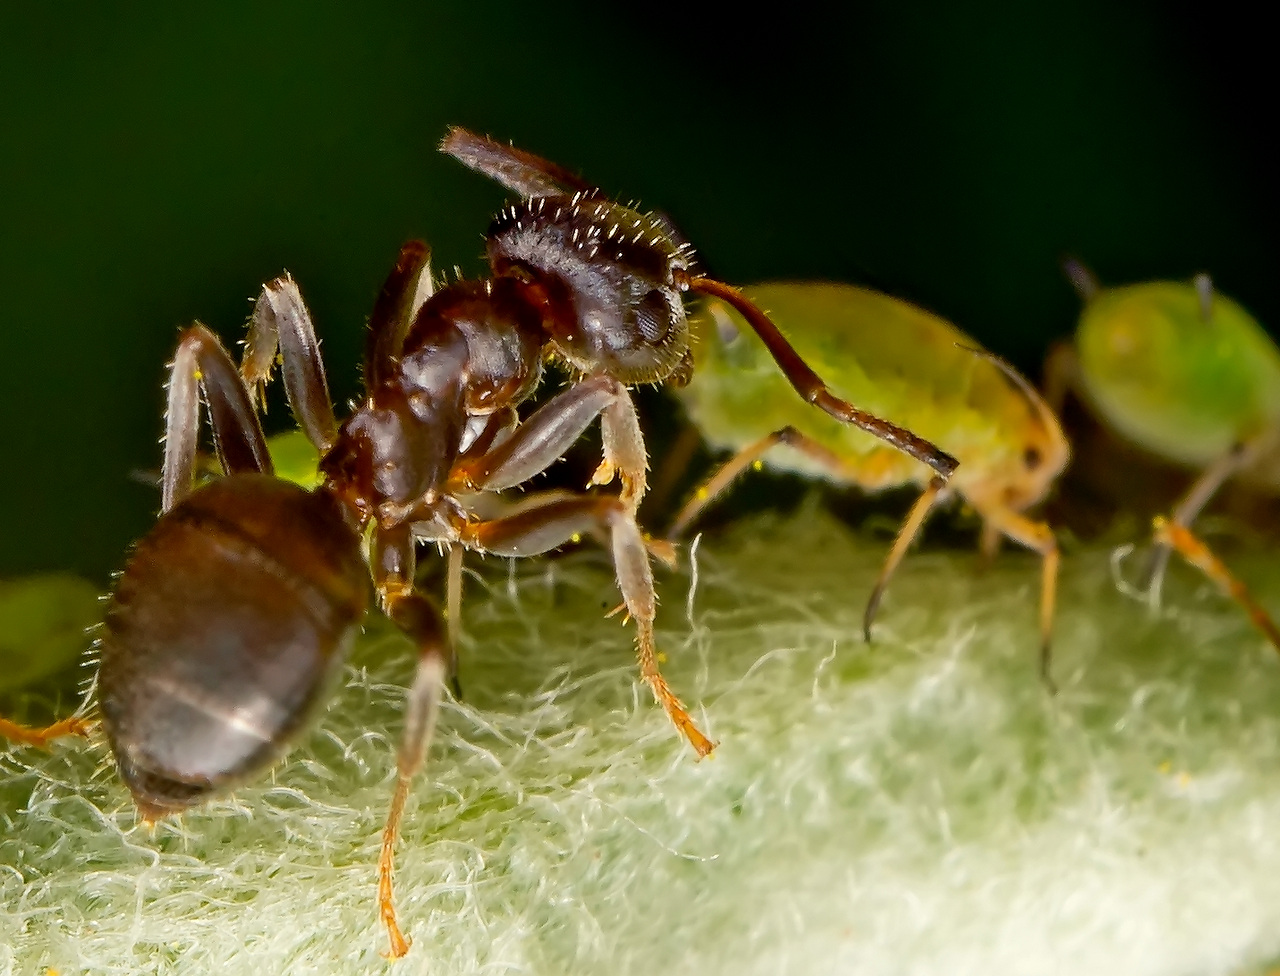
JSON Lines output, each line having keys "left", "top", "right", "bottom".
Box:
{"left": 634, "top": 289, "right": 672, "bottom": 344}
{"left": 1023, "top": 446, "right": 1042, "bottom": 469}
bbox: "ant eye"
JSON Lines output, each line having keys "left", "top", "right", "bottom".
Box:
{"left": 1024, "top": 446, "right": 1042, "bottom": 469}
{"left": 634, "top": 290, "right": 672, "bottom": 344}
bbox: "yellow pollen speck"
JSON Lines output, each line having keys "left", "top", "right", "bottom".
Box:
{"left": 696, "top": 488, "right": 708, "bottom": 500}
{"left": 657, "top": 652, "right": 667, "bottom": 663}
{"left": 752, "top": 460, "right": 764, "bottom": 471}
{"left": 570, "top": 533, "right": 582, "bottom": 544}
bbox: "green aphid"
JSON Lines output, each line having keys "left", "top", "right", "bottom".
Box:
{"left": 0, "top": 574, "right": 100, "bottom": 746}
{"left": 1049, "top": 262, "right": 1280, "bottom": 650}
{"left": 670, "top": 281, "right": 1070, "bottom": 685}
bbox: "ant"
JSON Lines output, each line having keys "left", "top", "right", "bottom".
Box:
{"left": 2, "top": 128, "right": 956, "bottom": 958}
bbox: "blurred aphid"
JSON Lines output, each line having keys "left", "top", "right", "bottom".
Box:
{"left": 1049, "top": 262, "right": 1280, "bottom": 650}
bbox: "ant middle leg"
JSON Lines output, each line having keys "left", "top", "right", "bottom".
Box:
{"left": 460, "top": 492, "right": 714, "bottom": 758}
{"left": 448, "top": 374, "right": 648, "bottom": 511}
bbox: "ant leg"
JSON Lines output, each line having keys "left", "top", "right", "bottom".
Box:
{"left": 461, "top": 493, "right": 714, "bottom": 757}
{"left": 1143, "top": 442, "right": 1253, "bottom": 608}
{"left": 1153, "top": 517, "right": 1280, "bottom": 651}
{"left": 239, "top": 275, "right": 341, "bottom": 452}
{"left": 449, "top": 375, "right": 647, "bottom": 510}
{"left": 974, "top": 504, "right": 1061, "bottom": 691}
{"left": 0, "top": 715, "right": 93, "bottom": 749}
{"left": 163, "top": 325, "right": 272, "bottom": 511}
{"left": 440, "top": 127, "right": 594, "bottom": 198}
{"left": 668, "top": 426, "right": 854, "bottom": 538}
{"left": 680, "top": 276, "right": 959, "bottom": 480}
{"left": 445, "top": 543, "right": 464, "bottom": 698}
{"left": 864, "top": 478, "right": 947, "bottom": 643}
{"left": 363, "top": 241, "right": 434, "bottom": 393}
{"left": 371, "top": 524, "right": 451, "bottom": 960}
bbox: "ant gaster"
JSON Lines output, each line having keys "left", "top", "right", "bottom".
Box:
{"left": 3, "top": 128, "right": 957, "bottom": 959}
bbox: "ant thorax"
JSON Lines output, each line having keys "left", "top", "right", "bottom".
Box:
{"left": 487, "top": 192, "right": 694, "bottom": 385}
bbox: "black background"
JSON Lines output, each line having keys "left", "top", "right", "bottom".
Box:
{"left": 1, "top": 2, "right": 1274, "bottom": 580}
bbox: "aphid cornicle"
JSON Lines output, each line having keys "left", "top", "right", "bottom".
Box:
{"left": 1047, "top": 262, "right": 1280, "bottom": 651}
{"left": 0, "top": 129, "right": 956, "bottom": 959}
{"left": 669, "top": 282, "right": 1070, "bottom": 684}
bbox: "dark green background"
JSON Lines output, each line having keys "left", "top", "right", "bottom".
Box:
{"left": 1, "top": 2, "right": 1273, "bottom": 581}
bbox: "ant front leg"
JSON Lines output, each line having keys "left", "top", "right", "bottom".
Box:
{"left": 448, "top": 374, "right": 648, "bottom": 512}
{"left": 163, "top": 324, "right": 273, "bottom": 511}
{"left": 370, "top": 523, "right": 452, "bottom": 960}
{"left": 460, "top": 492, "right": 714, "bottom": 758}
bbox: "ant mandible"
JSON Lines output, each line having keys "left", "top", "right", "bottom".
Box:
{"left": 4, "top": 128, "right": 956, "bottom": 959}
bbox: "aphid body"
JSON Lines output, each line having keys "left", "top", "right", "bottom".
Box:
{"left": 1050, "top": 264, "right": 1280, "bottom": 650}
{"left": 673, "top": 282, "right": 1069, "bottom": 680}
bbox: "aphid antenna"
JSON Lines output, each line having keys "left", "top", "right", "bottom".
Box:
{"left": 1194, "top": 273, "right": 1215, "bottom": 322}
{"left": 954, "top": 343, "right": 1068, "bottom": 456}
{"left": 1061, "top": 257, "right": 1100, "bottom": 301}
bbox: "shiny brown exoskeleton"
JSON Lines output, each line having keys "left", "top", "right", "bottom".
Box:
{"left": 2, "top": 128, "right": 957, "bottom": 959}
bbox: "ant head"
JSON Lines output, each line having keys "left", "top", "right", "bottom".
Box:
{"left": 487, "top": 192, "right": 696, "bottom": 385}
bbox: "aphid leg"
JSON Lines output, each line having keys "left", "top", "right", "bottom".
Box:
{"left": 163, "top": 325, "right": 273, "bottom": 511}
{"left": 977, "top": 521, "right": 1003, "bottom": 572}
{"left": 1143, "top": 442, "right": 1252, "bottom": 608}
{"left": 364, "top": 241, "right": 434, "bottom": 393}
{"left": 240, "top": 276, "right": 341, "bottom": 452}
{"left": 1040, "top": 341, "right": 1079, "bottom": 418}
{"left": 0, "top": 716, "right": 94, "bottom": 749}
{"left": 448, "top": 375, "right": 647, "bottom": 509}
{"left": 680, "top": 277, "right": 959, "bottom": 480}
{"left": 460, "top": 493, "right": 714, "bottom": 757}
{"left": 445, "top": 542, "right": 464, "bottom": 699}
{"left": 440, "top": 126, "right": 594, "bottom": 198}
{"left": 864, "top": 478, "right": 947, "bottom": 642}
{"left": 668, "top": 426, "right": 851, "bottom": 538}
{"left": 645, "top": 423, "right": 703, "bottom": 519}
{"left": 1153, "top": 517, "right": 1280, "bottom": 651}
{"left": 372, "top": 525, "right": 451, "bottom": 960}
{"left": 976, "top": 506, "right": 1061, "bottom": 691}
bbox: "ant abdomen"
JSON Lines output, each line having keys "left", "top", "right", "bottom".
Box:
{"left": 488, "top": 193, "right": 693, "bottom": 384}
{"left": 98, "top": 474, "right": 368, "bottom": 820}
